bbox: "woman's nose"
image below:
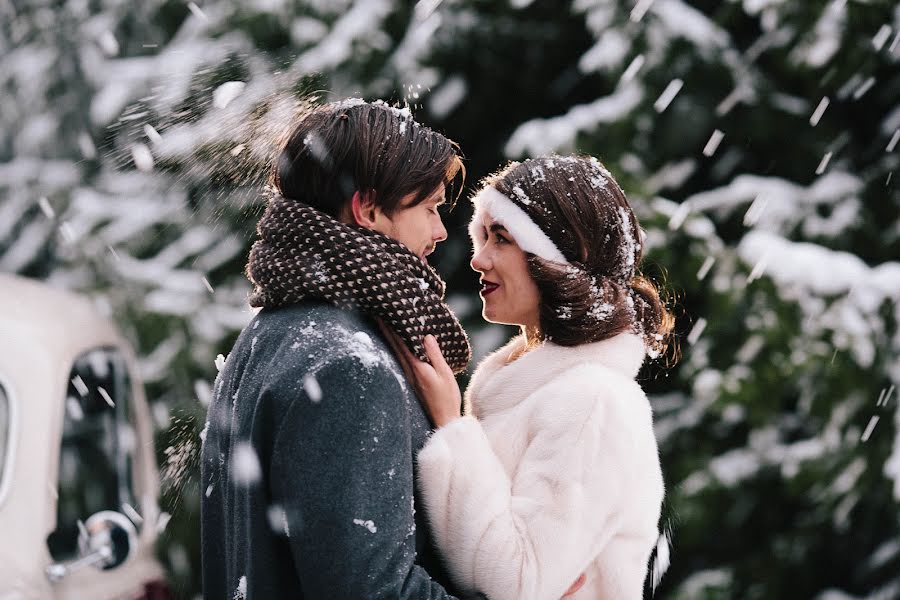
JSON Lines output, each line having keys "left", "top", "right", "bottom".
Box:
{"left": 470, "top": 247, "right": 489, "bottom": 272}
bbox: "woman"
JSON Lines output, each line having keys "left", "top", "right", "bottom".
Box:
{"left": 392, "top": 155, "right": 673, "bottom": 600}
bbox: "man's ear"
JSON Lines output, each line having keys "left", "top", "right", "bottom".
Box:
{"left": 350, "top": 190, "right": 379, "bottom": 228}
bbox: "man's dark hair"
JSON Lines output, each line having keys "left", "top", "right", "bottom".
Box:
{"left": 272, "top": 99, "right": 464, "bottom": 217}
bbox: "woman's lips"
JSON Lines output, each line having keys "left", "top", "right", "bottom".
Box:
{"left": 480, "top": 281, "right": 499, "bottom": 296}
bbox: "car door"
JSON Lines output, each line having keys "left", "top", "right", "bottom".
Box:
{"left": 46, "top": 346, "right": 168, "bottom": 599}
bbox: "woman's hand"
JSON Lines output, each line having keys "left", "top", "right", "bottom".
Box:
{"left": 377, "top": 322, "right": 462, "bottom": 428}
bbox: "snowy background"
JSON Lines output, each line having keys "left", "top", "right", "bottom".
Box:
{"left": 2, "top": 0, "right": 899, "bottom": 597}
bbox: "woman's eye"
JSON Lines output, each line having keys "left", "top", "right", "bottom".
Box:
{"left": 494, "top": 233, "right": 508, "bottom": 244}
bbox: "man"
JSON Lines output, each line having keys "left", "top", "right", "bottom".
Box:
{"left": 200, "top": 99, "right": 483, "bottom": 599}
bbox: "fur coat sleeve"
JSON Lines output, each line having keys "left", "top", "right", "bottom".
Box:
{"left": 417, "top": 354, "right": 662, "bottom": 600}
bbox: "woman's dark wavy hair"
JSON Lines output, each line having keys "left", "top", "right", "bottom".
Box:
{"left": 271, "top": 99, "right": 464, "bottom": 217}
{"left": 482, "top": 156, "right": 674, "bottom": 359}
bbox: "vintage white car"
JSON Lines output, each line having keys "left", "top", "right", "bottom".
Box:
{"left": 0, "top": 273, "right": 170, "bottom": 599}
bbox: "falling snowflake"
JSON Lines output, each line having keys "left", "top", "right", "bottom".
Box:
{"left": 231, "top": 443, "right": 262, "bottom": 486}
{"left": 303, "top": 374, "right": 322, "bottom": 402}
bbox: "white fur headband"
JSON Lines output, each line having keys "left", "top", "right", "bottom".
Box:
{"left": 469, "top": 186, "right": 568, "bottom": 264}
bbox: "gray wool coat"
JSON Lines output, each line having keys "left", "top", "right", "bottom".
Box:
{"left": 200, "top": 301, "right": 484, "bottom": 599}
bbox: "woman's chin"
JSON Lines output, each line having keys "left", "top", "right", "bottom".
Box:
{"left": 481, "top": 307, "right": 516, "bottom": 327}
{"left": 481, "top": 306, "right": 501, "bottom": 324}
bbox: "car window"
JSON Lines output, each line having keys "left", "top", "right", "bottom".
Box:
{"left": 46, "top": 348, "right": 138, "bottom": 562}
{"left": 0, "top": 382, "right": 9, "bottom": 496}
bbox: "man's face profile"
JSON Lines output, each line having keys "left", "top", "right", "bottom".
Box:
{"left": 358, "top": 184, "right": 449, "bottom": 261}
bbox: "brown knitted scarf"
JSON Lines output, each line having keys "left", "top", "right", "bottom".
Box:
{"left": 246, "top": 196, "right": 471, "bottom": 373}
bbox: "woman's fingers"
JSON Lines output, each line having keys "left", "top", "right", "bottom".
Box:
{"left": 376, "top": 320, "right": 444, "bottom": 387}
{"left": 423, "top": 334, "right": 452, "bottom": 376}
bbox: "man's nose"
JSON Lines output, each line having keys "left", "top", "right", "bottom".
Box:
{"left": 433, "top": 217, "right": 448, "bottom": 244}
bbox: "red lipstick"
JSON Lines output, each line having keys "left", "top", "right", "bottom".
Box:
{"left": 480, "top": 280, "right": 499, "bottom": 297}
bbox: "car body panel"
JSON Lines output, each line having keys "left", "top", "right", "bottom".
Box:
{"left": 0, "top": 274, "right": 165, "bottom": 598}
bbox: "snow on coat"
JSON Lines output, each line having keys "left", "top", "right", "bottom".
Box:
{"left": 417, "top": 331, "right": 664, "bottom": 600}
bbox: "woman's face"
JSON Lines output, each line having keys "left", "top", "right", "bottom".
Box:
{"left": 470, "top": 212, "right": 541, "bottom": 331}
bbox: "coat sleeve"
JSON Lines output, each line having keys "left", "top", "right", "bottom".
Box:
{"left": 416, "top": 369, "right": 622, "bottom": 600}
{"left": 269, "top": 354, "right": 484, "bottom": 600}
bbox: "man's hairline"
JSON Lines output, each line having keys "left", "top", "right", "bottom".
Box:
{"left": 397, "top": 184, "right": 447, "bottom": 210}
{"left": 336, "top": 183, "right": 447, "bottom": 224}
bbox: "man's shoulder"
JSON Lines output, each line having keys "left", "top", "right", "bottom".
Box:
{"left": 255, "top": 302, "right": 380, "bottom": 350}
{"left": 254, "top": 301, "right": 409, "bottom": 394}
{"left": 254, "top": 300, "right": 366, "bottom": 330}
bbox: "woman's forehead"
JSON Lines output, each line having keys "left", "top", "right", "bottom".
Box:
{"left": 481, "top": 212, "right": 503, "bottom": 229}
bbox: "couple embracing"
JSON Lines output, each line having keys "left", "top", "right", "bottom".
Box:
{"left": 200, "top": 99, "right": 672, "bottom": 600}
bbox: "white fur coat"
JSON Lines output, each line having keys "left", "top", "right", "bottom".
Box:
{"left": 417, "top": 332, "right": 664, "bottom": 600}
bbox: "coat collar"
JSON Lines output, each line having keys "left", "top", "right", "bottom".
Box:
{"left": 464, "top": 332, "right": 646, "bottom": 419}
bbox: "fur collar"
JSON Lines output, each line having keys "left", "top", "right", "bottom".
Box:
{"left": 465, "top": 332, "right": 646, "bottom": 419}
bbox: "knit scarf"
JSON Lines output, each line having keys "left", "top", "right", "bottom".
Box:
{"left": 246, "top": 196, "right": 471, "bottom": 373}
